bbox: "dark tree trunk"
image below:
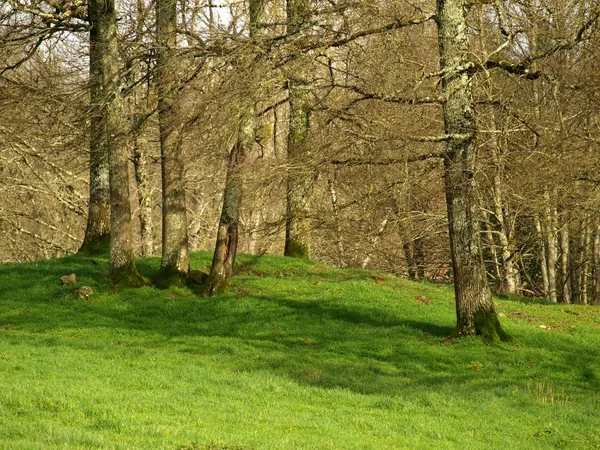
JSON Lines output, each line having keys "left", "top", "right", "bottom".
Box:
{"left": 284, "top": 0, "right": 312, "bottom": 260}
{"left": 154, "top": 0, "right": 190, "bottom": 288}
{"left": 88, "top": 0, "right": 144, "bottom": 287}
{"left": 436, "top": 0, "right": 512, "bottom": 341}
{"left": 79, "top": 0, "right": 111, "bottom": 255}
{"left": 207, "top": 107, "right": 255, "bottom": 295}
{"left": 206, "top": 0, "right": 263, "bottom": 295}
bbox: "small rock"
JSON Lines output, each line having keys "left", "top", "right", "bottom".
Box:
{"left": 539, "top": 325, "right": 547, "bottom": 329}
{"left": 498, "top": 312, "right": 507, "bottom": 318}
{"left": 73, "top": 286, "right": 94, "bottom": 300}
{"left": 60, "top": 273, "right": 77, "bottom": 285}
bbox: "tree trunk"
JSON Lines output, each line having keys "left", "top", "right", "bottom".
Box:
{"left": 491, "top": 159, "right": 518, "bottom": 294}
{"left": 436, "top": 0, "right": 511, "bottom": 341}
{"left": 132, "top": 120, "right": 154, "bottom": 257}
{"left": 79, "top": 1, "right": 111, "bottom": 255}
{"left": 89, "top": 0, "right": 144, "bottom": 287}
{"left": 482, "top": 211, "right": 501, "bottom": 285}
{"left": 327, "top": 175, "right": 345, "bottom": 267}
{"left": 535, "top": 216, "right": 550, "bottom": 298}
{"left": 593, "top": 223, "right": 600, "bottom": 305}
{"left": 581, "top": 225, "right": 590, "bottom": 305}
{"left": 543, "top": 195, "right": 558, "bottom": 303}
{"left": 207, "top": 106, "right": 255, "bottom": 295}
{"left": 284, "top": 0, "right": 312, "bottom": 260}
{"left": 155, "top": 0, "right": 190, "bottom": 287}
{"left": 206, "top": 0, "right": 263, "bottom": 295}
{"left": 559, "top": 218, "right": 571, "bottom": 304}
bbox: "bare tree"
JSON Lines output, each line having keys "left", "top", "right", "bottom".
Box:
{"left": 206, "top": 0, "right": 263, "bottom": 295}
{"left": 284, "top": 0, "right": 312, "bottom": 259}
{"left": 436, "top": 0, "right": 512, "bottom": 340}
{"left": 154, "top": 0, "right": 190, "bottom": 287}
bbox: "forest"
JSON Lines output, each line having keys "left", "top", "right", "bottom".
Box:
{"left": 2, "top": 2, "right": 600, "bottom": 448}
{"left": 2, "top": 0, "right": 600, "bottom": 339}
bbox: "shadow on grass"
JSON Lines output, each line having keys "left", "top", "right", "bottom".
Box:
{"left": 1, "top": 254, "right": 598, "bottom": 397}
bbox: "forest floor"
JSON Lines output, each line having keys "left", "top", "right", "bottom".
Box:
{"left": 0, "top": 252, "right": 599, "bottom": 449}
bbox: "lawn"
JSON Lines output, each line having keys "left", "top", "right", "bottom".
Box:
{"left": 0, "top": 252, "right": 599, "bottom": 449}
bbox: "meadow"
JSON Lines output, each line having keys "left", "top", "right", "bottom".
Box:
{"left": 0, "top": 252, "right": 598, "bottom": 449}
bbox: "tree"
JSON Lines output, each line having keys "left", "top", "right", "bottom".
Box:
{"left": 284, "top": 0, "right": 312, "bottom": 259}
{"left": 436, "top": 0, "right": 512, "bottom": 341}
{"left": 88, "top": 0, "right": 144, "bottom": 287}
{"left": 154, "top": 0, "right": 190, "bottom": 287}
{"left": 79, "top": 3, "right": 111, "bottom": 255}
{"left": 206, "top": 0, "right": 263, "bottom": 295}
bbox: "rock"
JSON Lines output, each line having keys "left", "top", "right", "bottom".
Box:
{"left": 60, "top": 273, "right": 77, "bottom": 285}
{"left": 539, "top": 324, "right": 547, "bottom": 329}
{"left": 73, "top": 286, "right": 94, "bottom": 300}
{"left": 498, "top": 312, "right": 507, "bottom": 318}
{"left": 188, "top": 270, "right": 209, "bottom": 285}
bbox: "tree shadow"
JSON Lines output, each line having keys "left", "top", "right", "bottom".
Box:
{"left": 1, "top": 255, "right": 598, "bottom": 399}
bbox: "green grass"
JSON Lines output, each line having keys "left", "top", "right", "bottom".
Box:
{"left": 0, "top": 252, "right": 599, "bottom": 449}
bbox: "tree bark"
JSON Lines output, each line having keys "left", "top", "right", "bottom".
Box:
{"left": 284, "top": 0, "right": 312, "bottom": 260}
{"left": 206, "top": 1, "right": 264, "bottom": 296}
{"left": 436, "top": 0, "right": 511, "bottom": 341}
{"left": 207, "top": 105, "right": 256, "bottom": 295}
{"left": 155, "top": 0, "right": 190, "bottom": 287}
{"left": 593, "top": 223, "right": 600, "bottom": 305}
{"left": 79, "top": 0, "right": 111, "bottom": 255}
{"left": 132, "top": 119, "right": 154, "bottom": 257}
{"left": 535, "top": 216, "right": 550, "bottom": 297}
{"left": 543, "top": 195, "right": 558, "bottom": 303}
{"left": 88, "top": 0, "right": 144, "bottom": 287}
{"left": 559, "top": 218, "right": 571, "bottom": 303}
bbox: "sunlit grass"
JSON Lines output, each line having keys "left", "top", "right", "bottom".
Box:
{"left": 0, "top": 252, "right": 599, "bottom": 449}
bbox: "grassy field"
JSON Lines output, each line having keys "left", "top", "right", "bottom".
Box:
{"left": 0, "top": 252, "right": 599, "bottom": 449}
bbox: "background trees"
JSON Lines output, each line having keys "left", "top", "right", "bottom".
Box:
{"left": 2, "top": 0, "right": 600, "bottom": 307}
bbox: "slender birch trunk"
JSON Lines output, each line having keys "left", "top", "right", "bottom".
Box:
{"left": 327, "top": 175, "right": 345, "bottom": 267}
{"left": 132, "top": 118, "right": 154, "bottom": 257}
{"left": 482, "top": 211, "right": 501, "bottom": 285}
{"left": 436, "top": 0, "right": 511, "bottom": 341}
{"left": 535, "top": 217, "right": 549, "bottom": 297}
{"left": 559, "top": 218, "right": 571, "bottom": 303}
{"left": 543, "top": 195, "right": 558, "bottom": 303}
{"left": 593, "top": 223, "right": 600, "bottom": 305}
{"left": 155, "top": 0, "right": 190, "bottom": 287}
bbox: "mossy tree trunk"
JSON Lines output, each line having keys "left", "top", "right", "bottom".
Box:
{"left": 436, "top": 0, "right": 512, "bottom": 341}
{"left": 206, "top": 121, "right": 252, "bottom": 295}
{"left": 284, "top": 0, "right": 312, "bottom": 260}
{"left": 89, "top": 0, "right": 144, "bottom": 288}
{"left": 154, "top": 0, "right": 190, "bottom": 288}
{"left": 79, "top": 1, "right": 110, "bottom": 256}
{"left": 206, "top": 0, "right": 264, "bottom": 296}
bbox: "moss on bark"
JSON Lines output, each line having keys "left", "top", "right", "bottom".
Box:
{"left": 110, "top": 262, "right": 146, "bottom": 290}
{"left": 79, "top": 234, "right": 110, "bottom": 256}
{"left": 153, "top": 265, "right": 188, "bottom": 289}
{"left": 452, "top": 310, "right": 516, "bottom": 343}
{"left": 206, "top": 272, "right": 230, "bottom": 296}
{"left": 284, "top": 239, "right": 310, "bottom": 259}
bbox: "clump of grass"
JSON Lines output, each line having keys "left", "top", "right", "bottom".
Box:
{"left": 528, "top": 379, "right": 571, "bottom": 405}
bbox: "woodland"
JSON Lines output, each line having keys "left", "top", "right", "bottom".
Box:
{"left": 2, "top": 0, "right": 600, "bottom": 340}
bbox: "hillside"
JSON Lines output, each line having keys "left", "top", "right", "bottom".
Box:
{"left": 0, "top": 253, "right": 599, "bottom": 449}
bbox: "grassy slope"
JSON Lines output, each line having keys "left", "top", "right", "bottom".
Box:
{"left": 0, "top": 252, "right": 599, "bottom": 449}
